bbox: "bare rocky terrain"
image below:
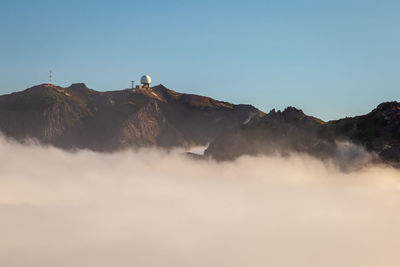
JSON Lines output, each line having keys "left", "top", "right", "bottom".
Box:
{"left": 0, "top": 83, "right": 399, "bottom": 166}
{"left": 0, "top": 83, "right": 262, "bottom": 151}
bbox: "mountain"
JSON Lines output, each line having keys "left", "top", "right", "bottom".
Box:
{"left": 0, "top": 83, "right": 263, "bottom": 151}
{"left": 205, "top": 107, "right": 335, "bottom": 160}
{"left": 205, "top": 102, "right": 400, "bottom": 167}
{"left": 1, "top": 83, "right": 399, "bottom": 166}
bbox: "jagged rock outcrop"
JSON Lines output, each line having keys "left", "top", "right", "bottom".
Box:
{"left": 205, "top": 103, "right": 400, "bottom": 166}
{"left": 205, "top": 107, "right": 335, "bottom": 161}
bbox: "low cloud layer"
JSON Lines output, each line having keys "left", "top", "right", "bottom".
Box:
{"left": 1, "top": 137, "right": 400, "bottom": 267}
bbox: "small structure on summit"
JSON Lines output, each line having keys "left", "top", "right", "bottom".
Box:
{"left": 140, "top": 75, "right": 151, "bottom": 88}
{"left": 46, "top": 71, "right": 53, "bottom": 88}
{"left": 134, "top": 74, "right": 152, "bottom": 90}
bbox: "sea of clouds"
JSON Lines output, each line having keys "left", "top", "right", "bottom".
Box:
{"left": 1, "top": 136, "right": 400, "bottom": 267}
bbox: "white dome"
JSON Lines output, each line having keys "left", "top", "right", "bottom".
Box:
{"left": 141, "top": 75, "right": 151, "bottom": 85}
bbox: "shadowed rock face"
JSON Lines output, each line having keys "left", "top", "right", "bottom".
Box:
{"left": 205, "top": 103, "right": 400, "bottom": 166}
{"left": 205, "top": 107, "right": 335, "bottom": 161}
{"left": 326, "top": 102, "right": 400, "bottom": 164}
{"left": 0, "top": 83, "right": 262, "bottom": 151}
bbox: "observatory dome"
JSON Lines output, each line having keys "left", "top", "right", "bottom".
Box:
{"left": 141, "top": 75, "right": 152, "bottom": 85}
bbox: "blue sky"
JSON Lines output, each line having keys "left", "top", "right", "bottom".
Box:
{"left": 1, "top": 0, "right": 399, "bottom": 120}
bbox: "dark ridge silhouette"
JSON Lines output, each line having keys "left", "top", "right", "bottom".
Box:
{"left": 205, "top": 103, "right": 400, "bottom": 167}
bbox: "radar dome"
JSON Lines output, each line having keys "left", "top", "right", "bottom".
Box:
{"left": 141, "top": 75, "right": 151, "bottom": 85}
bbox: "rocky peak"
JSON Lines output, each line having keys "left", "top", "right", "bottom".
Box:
{"left": 372, "top": 102, "right": 400, "bottom": 120}
{"left": 68, "top": 83, "right": 88, "bottom": 89}
{"left": 67, "top": 83, "right": 92, "bottom": 94}
{"left": 267, "top": 106, "right": 305, "bottom": 121}
{"left": 375, "top": 101, "right": 400, "bottom": 111}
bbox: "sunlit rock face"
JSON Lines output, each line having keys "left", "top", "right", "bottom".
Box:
{"left": 0, "top": 83, "right": 262, "bottom": 151}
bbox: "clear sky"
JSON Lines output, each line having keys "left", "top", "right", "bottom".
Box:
{"left": 1, "top": 0, "right": 399, "bottom": 120}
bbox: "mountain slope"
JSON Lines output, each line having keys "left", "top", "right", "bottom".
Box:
{"left": 326, "top": 102, "right": 400, "bottom": 163}
{"left": 0, "top": 83, "right": 263, "bottom": 151}
{"left": 205, "top": 107, "right": 335, "bottom": 160}
{"left": 205, "top": 103, "right": 400, "bottom": 166}
{"left": 2, "top": 83, "right": 399, "bottom": 166}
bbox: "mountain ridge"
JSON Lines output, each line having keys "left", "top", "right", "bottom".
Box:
{"left": 0, "top": 83, "right": 399, "bottom": 166}
{"left": 205, "top": 102, "right": 400, "bottom": 167}
{"left": 0, "top": 83, "right": 262, "bottom": 151}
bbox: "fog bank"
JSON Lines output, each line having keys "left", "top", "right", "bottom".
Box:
{"left": 0, "top": 137, "right": 400, "bottom": 267}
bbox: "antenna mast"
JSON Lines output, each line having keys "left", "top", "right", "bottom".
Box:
{"left": 49, "top": 71, "right": 53, "bottom": 87}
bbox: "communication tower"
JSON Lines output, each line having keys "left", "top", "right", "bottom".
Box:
{"left": 46, "top": 71, "right": 53, "bottom": 87}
